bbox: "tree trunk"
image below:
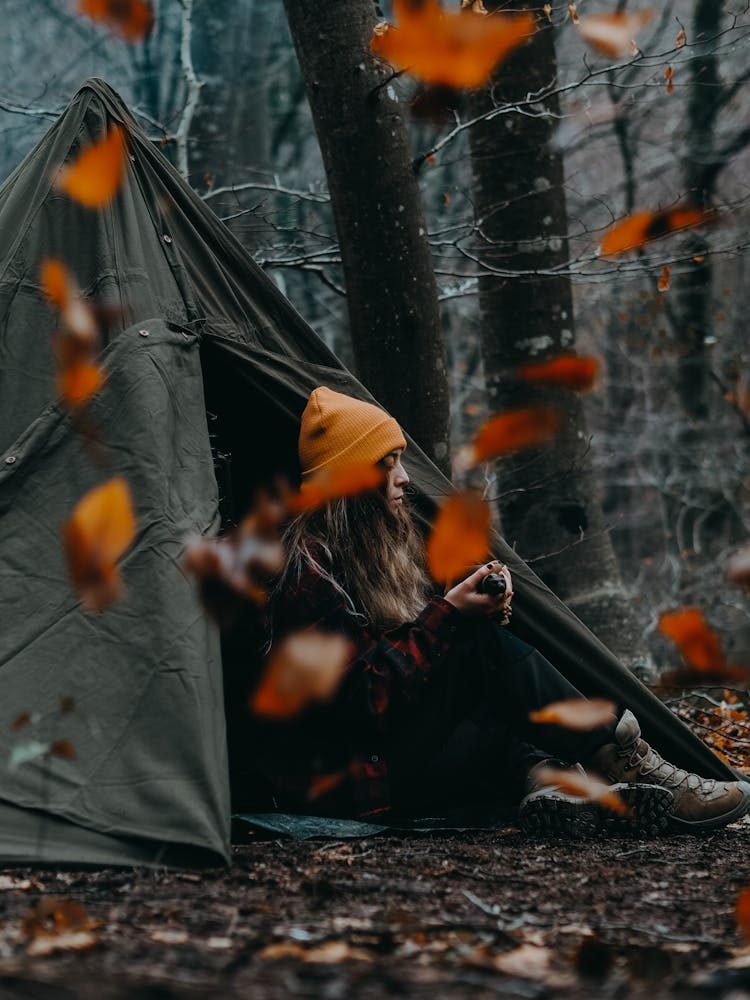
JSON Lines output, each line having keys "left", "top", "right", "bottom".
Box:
{"left": 282, "top": 0, "right": 452, "bottom": 475}
{"left": 469, "top": 6, "right": 649, "bottom": 672}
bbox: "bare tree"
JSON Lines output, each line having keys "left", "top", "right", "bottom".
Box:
{"left": 281, "top": 0, "right": 452, "bottom": 474}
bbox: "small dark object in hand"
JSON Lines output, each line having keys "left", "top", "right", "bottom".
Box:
{"left": 477, "top": 572, "right": 506, "bottom": 596}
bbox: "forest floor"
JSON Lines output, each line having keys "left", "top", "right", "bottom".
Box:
{"left": 1, "top": 818, "right": 750, "bottom": 1000}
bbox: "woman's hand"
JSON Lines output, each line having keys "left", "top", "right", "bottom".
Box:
{"left": 444, "top": 561, "right": 514, "bottom": 618}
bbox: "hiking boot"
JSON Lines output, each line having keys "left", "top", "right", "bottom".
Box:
{"left": 587, "top": 710, "right": 750, "bottom": 831}
{"left": 519, "top": 759, "right": 673, "bottom": 838}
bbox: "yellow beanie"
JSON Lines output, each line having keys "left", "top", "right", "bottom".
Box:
{"left": 299, "top": 386, "right": 406, "bottom": 480}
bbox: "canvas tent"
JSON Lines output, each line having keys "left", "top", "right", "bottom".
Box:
{"left": 0, "top": 80, "right": 736, "bottom": 868}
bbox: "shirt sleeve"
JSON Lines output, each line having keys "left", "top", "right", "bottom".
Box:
{"left": 270, "top": 566, "right": 469, "bottom": 727}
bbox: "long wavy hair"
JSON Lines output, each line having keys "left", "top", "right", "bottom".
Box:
{"left": 273, "top": 488, "right": 433, "bottom": 633}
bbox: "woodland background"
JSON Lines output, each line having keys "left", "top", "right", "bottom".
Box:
{"left": 2, "top": 0, "right": 750, "bottom": 681}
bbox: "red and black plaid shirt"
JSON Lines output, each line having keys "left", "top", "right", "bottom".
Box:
{"left": 259, "top": 561, "right": 469, "bottom": 819}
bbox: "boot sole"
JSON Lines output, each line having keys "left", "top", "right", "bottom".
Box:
{"left": 521, "top": 783, "right": 673, "bottom": 839}
{"left": 668, "top": 779, "right": 750, "bottom": 831}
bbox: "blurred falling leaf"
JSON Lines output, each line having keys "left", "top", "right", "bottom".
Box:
{"left": 11, "top": 712, "right": 32, "bottom": 731}
{"left": 600, "top": 205, "right": 710, "bottom": 256}
{"left": 370, "top": 0, "right": 535, "bottom": 89}
{"left": 529, "top": 698, "right": 616, "bottom": 731}
{"left": 57, "top": 360, "right": 106, "bottom": 411}
{"left": 56, "top": 125, "right": 128, "bottom": 208}
{"left": 251, "top": 632, "right": 351, "bottom": 720}
{"left": 534, "top": 766, "right": 629, "bottom": 815}
{"left": 576, "top": 10, "right": 653, "bottom": 58}
{"left": 659, "top": 608, "right": 725, "bottom": 672}
{"left": 290, "top": 465, "right": 384, "bottom": 513}
{"left": 728, "top": 547, "right": 750, "bottom": 591}
{"left": 62, "top": 477, "right": 136, "bottom": 612}
{"left": 50, "top": 739, "right": 76, "bottom": 761}
{"left": 77, "top": 0, "right": 154, "bottom": 41}
{"left": 307, "top": 772, "right": 347, "bottom": 801}
{"left": 518, "top": 355, "right": 598, "bottom": 391}
{"left": 665, "top": 65, "right": 674, "bottom": 93}
{"left": 737, "top": 886, "right": 750, "bottom": 942}
{"left": 568, "top": 4, "right": 579, "bottom": 24}
{"left": 463, "top": 407, "right": 561, "bottom": 466}
{"left": 657, "top": 265, "right": 671, "bottom": 292}
{"left": 40, "top": 259, "right": 98, "bottom": 344}
{"left": 426, "top": 491, "right": 489, "bottom": 583}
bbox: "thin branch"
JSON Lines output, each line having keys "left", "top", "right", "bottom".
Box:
{"left": 174, "top": 0, "right": 203, "bottom": 180}
{"left": 204, "top": 180, "right": 330, "bottom": 204}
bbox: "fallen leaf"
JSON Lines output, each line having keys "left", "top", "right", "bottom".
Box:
{"left": 206, "top": 936, "right": 233, "bottom": 950}
{"left": 533, "top": 766, "right": 629, "bottom": 815}
{"left": 529, "top": 698, "right": 617, "bottom": 731}
{"left": 492, "top": 944, "right": 555, "bottom": 980}
{"left": 151, "top": 928, "right": 189, "bottom": 944}
{"left": 370, "top": 0, "right": 535, "bottom": 89}
{"left": 77, "top": 0, "right": 154, "bottom": 41}
{"left": 658, "top": 265, "right": 671, "bottom": 291}
{"left": 676, "top": 27, "right": 686, "bottom": 47}
{"left": 737, "top": 886, "right": 750, "bottom": 942}
{"left": 0, "top": 876, "right": 33, "bottom": 891}
{"left": 426, "top": 491, "right": 490, "bottom": 583}
{"left": 251, "top": 631, "right": 351, "bottom": 720}
{"left": 62, "top": 477, "right": 137, "bottom": 612}
{"left": 576, "top": 10, "right": 653, "bottom": 58}
{"left": 56, "top": 125, "right": 128, "bottom": 208}
{"left": 27, "top": 930, "right": 98, "bottom": 957}
{"left": 600, "top": 205, "right": 710, "bottom": 256}
{"left": 518, "top": 355, "right": 598, "bottom": 391}
{"left": 658, "top": 607, "right": 725, "bottom": 672}
{"left": 466, "top": 407, "right": 562, "bottom": 465}
{"left": 23, "top": 897, "right": 99, "bottom": 957}
{"left": 259, "top": 939, "right": 373, "bottom": 963}
{"left": 290, "top": 464, "right": 384, "bottom": 513}
{"left": 665, "top": 65, "right": 674, "bottom": 93}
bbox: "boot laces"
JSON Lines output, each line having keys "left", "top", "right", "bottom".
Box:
{"left": 618, "top": 737, "right": 716, "bottom": 794}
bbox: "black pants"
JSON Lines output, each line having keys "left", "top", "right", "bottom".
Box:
{"left": 387, "top": 620, "right": 618, "bottom": 814}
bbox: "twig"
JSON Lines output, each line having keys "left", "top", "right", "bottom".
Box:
{"left": 174, "top": 0, "right": 203, "bottom": 180}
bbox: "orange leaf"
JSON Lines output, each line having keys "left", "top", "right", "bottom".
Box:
{"left": 290, "top": 464, "right": 384, "bottom": 513}
{"left": 251, "top": 632, "right": 351, "bottom": 720}
{"left": 529, "top": 698, "right": 617, "bottom": 731}
{"left": 518, "top": 355, "right": 598, "bottom": 392}
{"left": 50, "top": 739, "right": 76, "bottom": 760}
{"left": 57, "top": 361, "right": 105, "bottom": 411}
{"left": 307, "top": 772, "right": 347, "bottom": 801}
{"left": 657, "top": 265, "right": 671, "bottom": 292}
{"left": 577, "top": 10, "right": 653, "bottom": 58}
{"left": 12, "top": 712, "right": 32, "bottom": 731}
{"left": 468, "top": 407, "right": 561, "bottom": 465}
{"left": 738, "top": 886, "right": 750, "bottom": 942}
{"left": 40, "top": 259, "right": 98, "bottom": 343}
{"left": 676, "top": 27, "right": 686, "bottom": 48}
{"left": 56, "top": 126, "right": 127, "bottom": 208}
{"left": 77, "top": 0, "right": 154, "bottom": 41}
{"left": 426, "top": 491, "right": 489, "bottom": 583}
{"left": 543, "top": 4, "right": 552, "bottom": 23}
{"left": 533, "top": 766, "right": 629, "bottom": 815}
{"left": 568, "top": 4, "right": 579, "bottom": 24}
{"left": 665, "top": 65, "right": 674, "bottom": 93}
{"left": 658, "top": 608, "right": 725, "bottom": 672}
{"left": 40, "top": 259, "right": 69, "bottom": 311}
{"left": 370, "top": 0, "right": 535, "bottom": 90}
{"left": 600, "top": 205, "right": 709, "bottom": 256}
{"left": 62, "top": 478, "right": 136, "bottom": 612}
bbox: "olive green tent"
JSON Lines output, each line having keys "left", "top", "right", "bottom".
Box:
{"left": 0, "top": 80, "right": 734, "bottom": 868}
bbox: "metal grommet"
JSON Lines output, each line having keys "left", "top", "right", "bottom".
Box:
{"left": 162, "top": 234, "right": 173, "bottom": 244}
{"left": 138, "top": 329, "right": 150, "bottom": 337}
{"left": 5, "top": 456, "right": 17, "bottom": 465}
{"left": 370, "top": 755, "right": 380, "bottom": 763}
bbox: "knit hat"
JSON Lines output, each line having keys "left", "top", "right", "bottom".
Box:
{"left": 299, "top": 386, "right": 406, "bottom": 481}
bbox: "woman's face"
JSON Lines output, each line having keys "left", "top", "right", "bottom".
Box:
{"left": 379, "top": 449, "right": 409, "bottom": 507}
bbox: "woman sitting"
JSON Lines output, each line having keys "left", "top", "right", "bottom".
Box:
{"left": 260, "top": 387, "right": 750, "bottom": 834}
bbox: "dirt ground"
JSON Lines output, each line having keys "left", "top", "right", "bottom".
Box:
{"left": 1, "top": 819, "right": 750, "bottom": 1000}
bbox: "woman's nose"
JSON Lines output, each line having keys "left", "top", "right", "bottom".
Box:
{"left": 395, "top": 462, "right": 409, "bottom": 486}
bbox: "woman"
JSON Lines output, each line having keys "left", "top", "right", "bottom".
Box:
{"left": 262, "top": 386, "right": 750, "bottom": 834}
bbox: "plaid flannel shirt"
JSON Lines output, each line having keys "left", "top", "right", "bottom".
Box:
{"left": 261, "top": 562, "right": 469, "bottom": 819}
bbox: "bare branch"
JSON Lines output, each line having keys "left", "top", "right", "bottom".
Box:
{"left": 174, "top": 0, "right": 203, "bottom": 180}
